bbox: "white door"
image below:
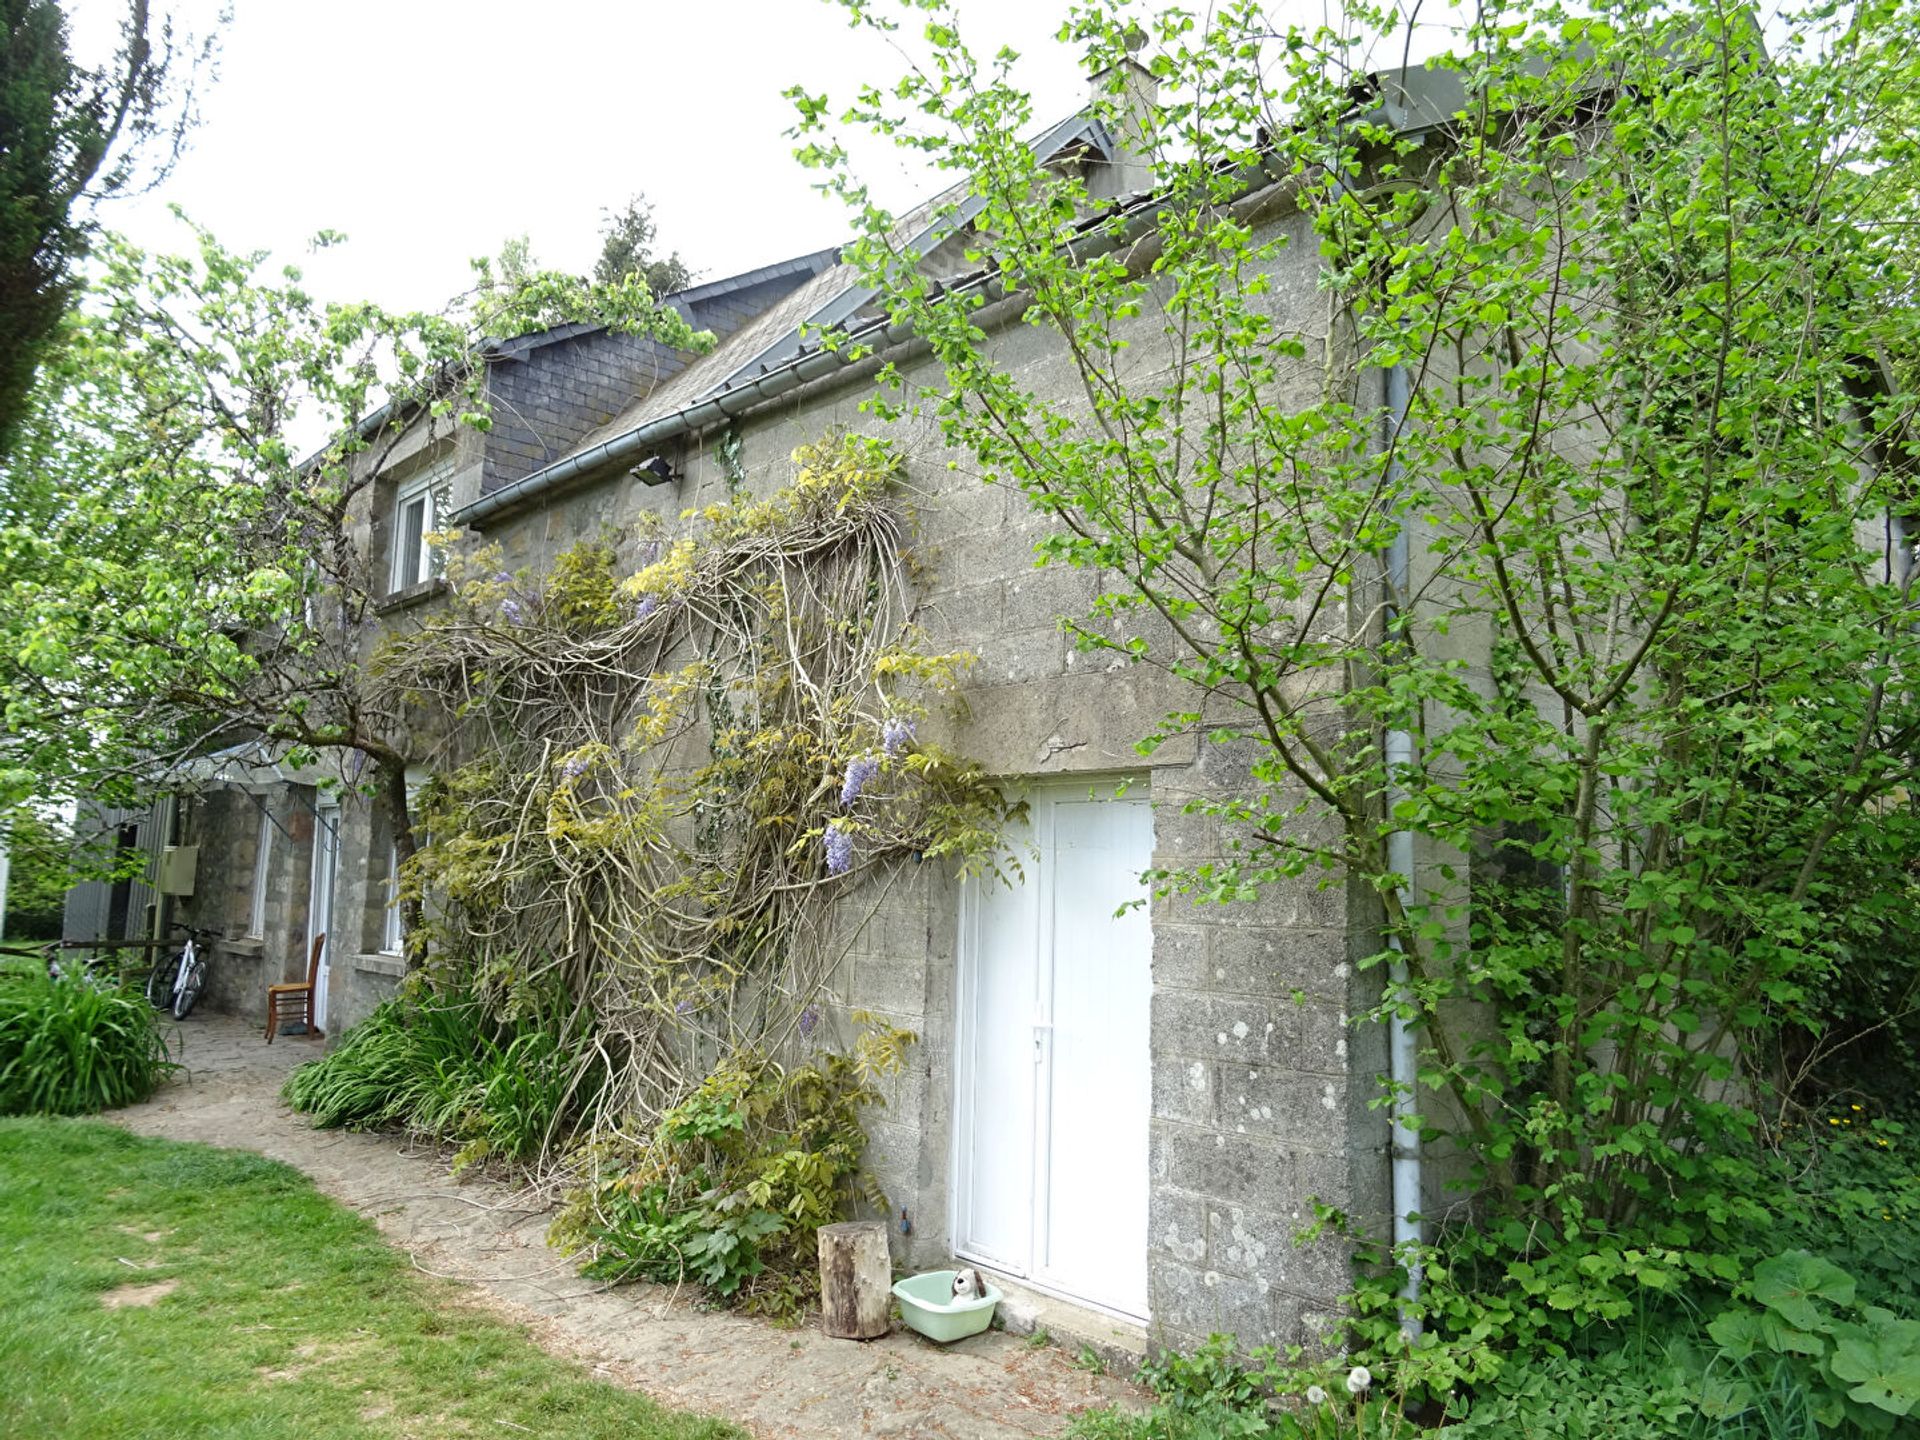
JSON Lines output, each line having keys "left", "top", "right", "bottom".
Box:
{"left": 954, "top": 783, "right": 1154, "bottom": 1319}
{"left": 308, "top": 802, "right": 340, "bottom": 1031}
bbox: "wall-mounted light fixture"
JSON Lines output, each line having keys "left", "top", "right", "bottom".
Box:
{"left": 631, "top": 454, "right": 679, "bottom": 487}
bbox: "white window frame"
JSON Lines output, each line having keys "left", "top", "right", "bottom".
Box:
{"left": 381, "top": 769, "right": 429, "bottom": 956}
{"left": 247, "top": 809, "right": 273, "bottom": 939}
{"left": 389, "top": 475, "right": 436, "bottom": 594}
{"left": 381, "top": 839, "right": 404, "bottom": 954}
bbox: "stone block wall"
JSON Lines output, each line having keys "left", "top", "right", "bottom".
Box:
{"left": 203, "top": 196, "right": 1399, "bottom": 1354}
{"left": 176, "top": 786, "right": 315, "bottom": 1024}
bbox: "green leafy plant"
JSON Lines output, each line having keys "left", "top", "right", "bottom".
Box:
{"left": 1708, "top": 1251, "right": 1920, "bottom": 1431}
{"left": 0, "top": 975, "right": 175, "bottom": 1115}
{"left": 552, "top": 1014, "right": 913, "bottom": 1316}
{"left": 283, "top": 983, "right": 605, "bottom": 1172}
{"left": 805, "top": 0, "right": 1920, "bottom": 1404}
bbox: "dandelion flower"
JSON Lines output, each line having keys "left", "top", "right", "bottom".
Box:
{"left": 1304, "top": 1385, "right": 1329, "bottom": 1406}
{"left": 1346, "top": 1366, "right": 1372, "bottom": 1396}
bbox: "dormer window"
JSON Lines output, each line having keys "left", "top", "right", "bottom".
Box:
{"left": 390, "top": 474, "right": 436, "bottom": 593}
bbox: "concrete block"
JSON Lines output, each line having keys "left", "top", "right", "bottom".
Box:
{"left": 1294, "top": 1145, "right": 1366, "bottom": 1211}
{"left": 1005, "top": 564, "right": 1098, "bottom": 626}
{"left": 972, "top": 625, "right": 1063, "bottom": 685}
{"left": 925, "top": 582, "right": 1004, "bottom": 641}
{"left": 1160, "top": 1124, "right": 1292, "bottom": 1209}
{"left": 1149, "top": 1186, "right": 1210, "bottom": 1266}
{"left": 1149, "top": 1260, "right": 1289, "bottom": 1349}
{"left": 1152, "top": 1054, "right": 1215, "bottom": 1127}
{"left": 852, "top": 952, "right": 926, "bottom": 1021}
{"left": 1151, "top": 989, "right": 1295, "bottom": 1066}
{"left": 1291, "top": 1005, "right": 1352, "bottom": 1075}
{"left": 1149, "top": 924, "right": 1209, "bottom": 991}
{"left": 1208, "top": 926, "right": 1349, "bottom": 1001}
{"left": 1218, "top": 1067, "right": 1351, "bottom": 1150}
{"left": 1208, "top": 1206, "right": 1352, "bottom": 1302}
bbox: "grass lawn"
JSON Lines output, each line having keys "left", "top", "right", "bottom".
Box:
{"left": 0, "top": 1118, "right": 745, "bottom": 1440}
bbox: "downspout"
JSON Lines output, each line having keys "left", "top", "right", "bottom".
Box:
{"left": 1382, "top": 358, "right": 1425, "bottom": 1336}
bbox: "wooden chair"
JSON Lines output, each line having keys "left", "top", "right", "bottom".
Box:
{"left": 265, "top": 933, "right": 326, "bottom": 1043}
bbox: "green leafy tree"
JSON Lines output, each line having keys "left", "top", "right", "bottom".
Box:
{"left": 0, "top": 221, "right": 712, "bottom": 898}
{"left": 592, "top": 193, "right": 692, "bottom": 296}
{"left": 797, "top": 0, "right": 1920, "bottom": 1382}
{"left": 0, "top": 0, "right": 215, "bottom": 458}
{"left": 1, "top": 804, "right": 69, "bottom": 940}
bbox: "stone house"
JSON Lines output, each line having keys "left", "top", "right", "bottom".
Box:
{"left": 63, "top": 65, "right": 1478, "bottom": 1357}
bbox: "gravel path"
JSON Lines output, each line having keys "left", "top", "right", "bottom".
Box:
{"left": 109, "top": 1014, "right": 1145, "bottom": 1439}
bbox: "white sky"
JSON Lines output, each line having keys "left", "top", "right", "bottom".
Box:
{"left": 66, "top": 0, "right": 1128, "bottom": 310}
{"left": 64, "top": 0, "right": 1449, "bottom": 314}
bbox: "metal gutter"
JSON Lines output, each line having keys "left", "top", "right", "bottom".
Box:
{"left": 1382, "top": 357, "right": 1425, "bottom": 1337}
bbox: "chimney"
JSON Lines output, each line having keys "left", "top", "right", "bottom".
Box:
{"left": 1086, "top": 28, "right": 1158, "bottom": 201}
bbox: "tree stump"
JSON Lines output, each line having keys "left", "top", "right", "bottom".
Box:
{"left": 817, "top": 1220, "right": 891, "bottom": 1339}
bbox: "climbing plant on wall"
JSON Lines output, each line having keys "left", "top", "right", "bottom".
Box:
{"left": 373, "top": 433, "right": 1007, "bottom": 1141}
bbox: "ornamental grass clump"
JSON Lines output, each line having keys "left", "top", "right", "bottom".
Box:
{"left": 0, "top": 975, "right": 175, "bottom": 1115}
{"left": 283, "top": 984, "right": 607, "bottom": 1173}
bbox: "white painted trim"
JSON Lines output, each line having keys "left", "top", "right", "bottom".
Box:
{"left": 949, "top": 774, "right": 1153, "bottom": 1323}
{"left": 308, "top": 800, "right": 340, "bottom": 1031}
{"left": 389, "top": 480, "right": 435, "bottom": 593}
{"left": 246, "top": 808, "right": 273, "bottom": 939}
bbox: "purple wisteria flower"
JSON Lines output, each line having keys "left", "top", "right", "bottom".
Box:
{"left": 633, "top": 595, "right": 657, "bottom": 622}
{"left": 493, "top": 571, "right": 514, "bottom": 585}
{"left": 561, "top": 753, "right": 590, "bottom": 780}
{"left": 824, "top": 823, "right": 854, "bottom": 876}
{"left": 881, "top": 716, "right": 916, "bottom": 757}
{"left": 798, "top": 1004, "right": 820, "bottom": 1039}
{"left": 501, "top": 597, "right": 524, "bottom": 624}
{"left": 675, "top": 997, "right": 693, "bottom": 1017}
{"left": 841, "top": 754, "right": 880, "bottom": 808}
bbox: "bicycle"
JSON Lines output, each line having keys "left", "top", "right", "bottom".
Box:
{"left": 145, "top": 923, "right": 221, "bottom": 1020}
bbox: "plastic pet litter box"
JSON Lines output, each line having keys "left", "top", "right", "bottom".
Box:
{"left": 892, "top": 1269, "right": 1002, "bottom": 1343}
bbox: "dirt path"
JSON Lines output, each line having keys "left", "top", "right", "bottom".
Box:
{"left": 110, "top": 1015, "right": 1144, "bottom": 1439}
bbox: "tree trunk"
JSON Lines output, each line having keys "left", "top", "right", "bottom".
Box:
{"left": 817, "top": 1220, "right": 891, "bottom": 1340}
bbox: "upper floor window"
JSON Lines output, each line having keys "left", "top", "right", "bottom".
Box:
{"left": 391, "top": 476, "right": 436, "bottom": 593}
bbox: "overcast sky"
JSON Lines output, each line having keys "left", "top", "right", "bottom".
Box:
{"left": 64, "top": 1, "right": 1454, "bottom": 314}
{"left": 64, "top": 1, "right": 1138, "bottom": 310}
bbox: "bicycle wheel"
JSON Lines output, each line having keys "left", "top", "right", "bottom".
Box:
{"left": 145, "top": 956, "right": 179, "bottom": 1009}
{"left": 171, "top": 958, "right": 205, "bottom": 1020}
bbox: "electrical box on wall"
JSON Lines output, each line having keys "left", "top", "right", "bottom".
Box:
{"left": 156, "top": 845, "right": 199, "bottom": 896}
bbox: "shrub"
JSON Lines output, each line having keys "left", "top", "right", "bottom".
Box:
{"left": 0, "top": 975, "right": 175, "bottom": 1114}
{"left": 551, "top": 1013, "right": 912, "bottom": 1318}
{"left": 283, "top": 984, "right": 606, "bottom": 1172}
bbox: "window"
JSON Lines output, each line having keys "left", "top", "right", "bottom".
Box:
{"left": 247, "top": 809, "right": 273, "bottom": 939}
{"left": 381, "top": 840, "right": 404, "bottom": 954}
{"left": 381, "top": 768, "right": 429, "bottom": 956}
{"left": 390, "top": 477, "right": 435, "bottom": 593}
